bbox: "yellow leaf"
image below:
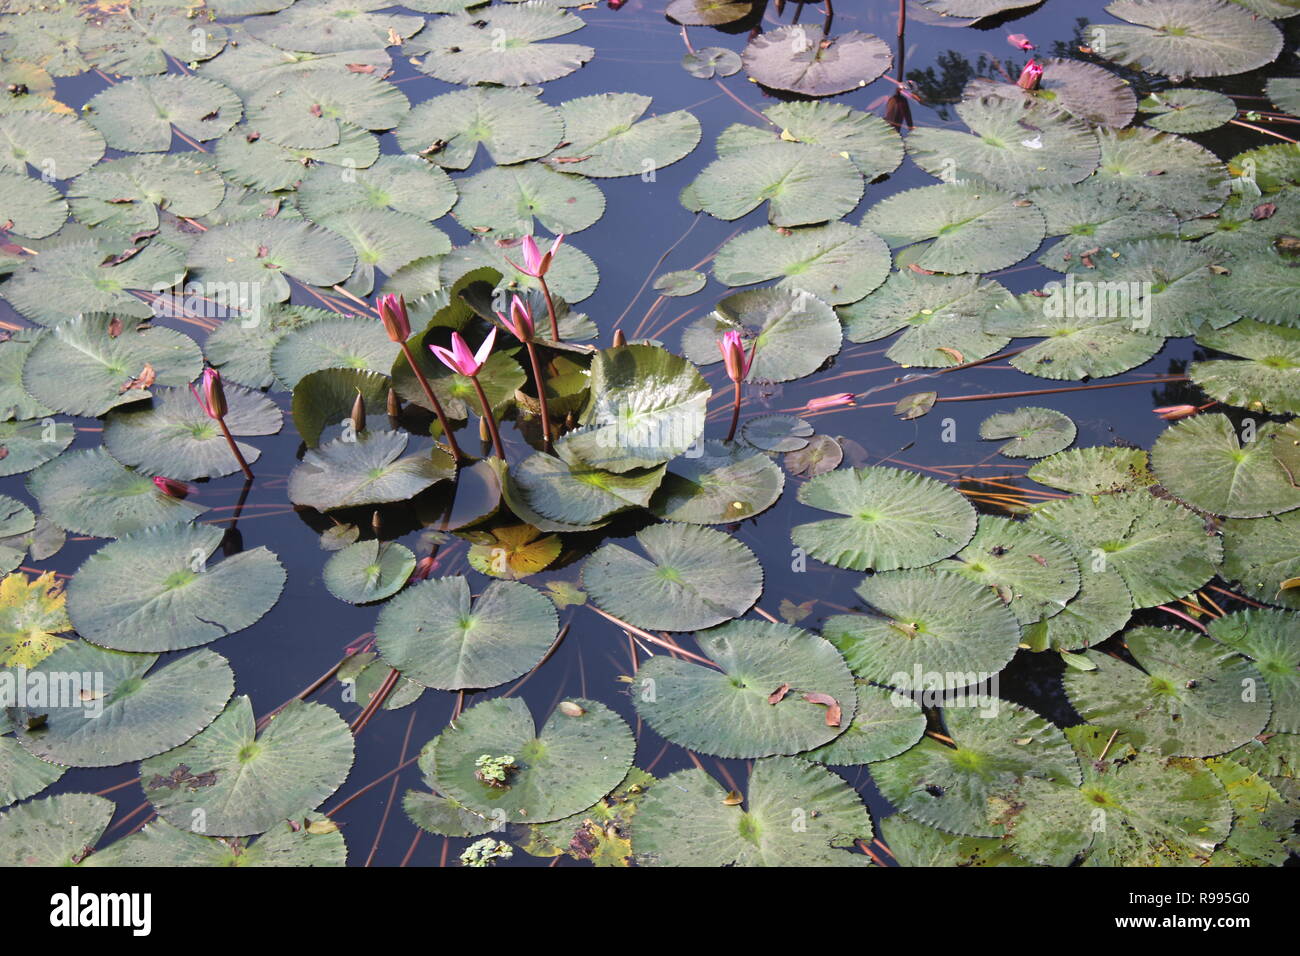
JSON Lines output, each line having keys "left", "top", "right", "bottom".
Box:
{"left": 1280, "top": 577, "right": 1300, "bottom": 592}
{"left": 306, "top": 819, "right": 340, "bottom": 835}
{"left": 779, "top": 128, "right": 798, "bottom": 142}
{"left": 0, "top": 571, "right": 73, "bottom": 668}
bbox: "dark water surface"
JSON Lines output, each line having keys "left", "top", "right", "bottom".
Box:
{"left": 2, "top": 0, "right": 1291, "bottom": 866}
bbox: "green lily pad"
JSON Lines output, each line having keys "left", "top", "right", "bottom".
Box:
{"left": 581, "top": 522, "right": 762, "bottom": 632}
{"left": 1216, "top": 241, "right": 1300, "bottom": 329}
{"left": 979, "top": 407, "right": 1077, "bottom": 459}
{"left": 742, "top": 413, "right": 813, "bottom": 452}
{"left": 140, "top": 696, "right": 353, "bottom": 837}
{"left": 246, "top": 71, "right": 407, "bottom": 150}
{"left": 879, "top": 813, "right": 1028, "bottom": 867}
{"left": 78, "top": 7, "right": 227, "bottom": 76}
{"left": 1140, "top": 88, "right": 1236, "bottom": 133}
{"left": 1267, "top": 76, "right": 1300, "bottom": 115}
{"left": 649, "top": 439, "right": 785, "bottom": 524}
{"left": 451, "top": 162, "right": 604, "bottom": 238}
{"left": 1192, "top": 319, "right": 1300, "bottom": 415}
{"left": 394, "top": 87, "right": 564, "bottom": 171}
{"left": 711, "top": 223, "right": 890, "bottom": 306}
{"left": 376, "top": 575, "right": 558, "bottom": 690}
{"left": 1099, "top": 0, "right": 1283, "bottom": 78}
{"left": 682, "top": 287, "right": 842, "bottom": 383}
{"left": 288, "top": 430, "right": 455, "bottom": 512}
{"left": 1220, "top": 511, "right": 1300, "bottom": 610}
{"left": 67, "top": 154, "right": 225, "bottom": 233}
{"left": 1064, "top": 626, "right": 1271, "bottom": 757}
{"left": 791, "top": 465, "right": 977, "bottom": 572}
{"left": 291, "top": 369, "right": 392, "bottom": 449}
{"left": 67, "top": 523, "right": 285, "bottom": 653}
{"left": 801, "top": 684, "right": 926, "bottom": 766}
{"left": 1208, "top": 609, "right": 1300, "bottom": 733}
{"left": 205, "top": 304, "right": 333, "bottom": 390}
{"left": 824, "top": 567, "right": 1023, "bottom": 691}
{"left": 1151, "top": 415, "right": 1300, "bottom": 517}
{"left": 13, "top": 641, "right": 234, "bottom": 768}
{"left": 666, "top": 0, "right": 755, "bottom": 25}
{"left": 27, "top": 446, "right": 207, "bottom": 538}
{"left": 1030, "top": 180, "right": 1180, "bottom": 272}
{"left": 1092, "top": 126, "right": 1230, "bottom": 220}
{"left": 0, "top": 793, "right": 113, "bottom": 866}
{"left": 0, "top": 330, "right": 54, "bottom": 421}
{"left": 85, "top": 75, "right": 241, "bottom": 153}
{"left": 653, "top": 270, "right": 707, "bottom": 297}
{"left": 967, "top": 58, "right": 1138, "bottom": 128}
{"left": 0, "top": 111, "right": 105, "bottom": 177}
{"left": 511, "top": 438, "right": 665, "bottom": 527}
{"left": 404, "top": 6, "right": 593, "bottom": 86}
{"left": 270, "top": 315, "right": 400, "bottom": 389}
{"left": 439, "top": 236, "right": 598, "bottom": 304}
{"left": 1028, "top": 446, "right": 1155, "bottom": 495}
{"left": 717, "top": 101, "right": 904, "bottom": 180}
{"left": 742, "top": 26, "right": 891, "bottom": 96}
{"left": 633, "top": 758, "right": 872, "bottom": 866}
{"left": 84, "top": 813, "right": 346, "bottom": 867}
{"left": 0, "top": 733, "right": 64, "bottom": 809}
{"left": 187, "top": 220, "right": 357, "bottom": 310}
{"left": 688, "top": 141, "right": 863, "bottom": 227}
{"left": 0, "top": 171, "right": 66, "bottom": 239}
{"left": 245, "top": 0, "right": 423, "bottom": 53}
{"left": 297, "top": 154, "right": 457, "bottom": 222}
{"left": 945, "top": 515, "right": 1082, "bottom": 625}
{"left": 634, "top": 619, "right": 856, "bottom": 758}
{"left": 1020, "top": 566, "right": 1134, "bottom": 652}
{"left": 682, "top": 47, "right": 742, "bottom": 79}
{"left": 0, "top": 417, "right": 75, "bottom": 477}
{"left": 1204, "top": 757, "right": 1299, "bottom": 866}
{"left": 428, "top": 696, "right": 635, "bottom": 823}
{"left": 323, "top": 539, "right": 415, "bottom": 605}
{"left": 548, "top": 93, "right": 701, "bottom": 179}
{"left": 316, "top": 208, "right": 451, "bottom": 297}
{"left": 214, "top": 122, "right": 379, "bottom": 192}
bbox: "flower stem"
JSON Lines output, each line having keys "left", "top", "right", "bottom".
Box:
{"left": 216, "top": 417, "right": 255, "bottom": 481}
{"left": 400, "top": 341, "right": 464, "bottom": 463}
{"left": 471, "top": 375, "right": 506, "bottom": 459}
{"left": 524, "top": 340, "right": 554, "bottom": 453}
{"left": 538, "top": 276, "right": 561, "bottom": 342}
{"left": 725, "top": 380, "right": 742, "bottom": 442}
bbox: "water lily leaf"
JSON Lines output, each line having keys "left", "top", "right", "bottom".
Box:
{"left": 1220, "top": 510, "right": 1300, "bottom": 610}
{"left": 405, "top": 6, "right": 592, "bottom": 86}
{"left": 207, "top": 306, "right": 331, "bottom": 393}
{"left": 214, "top": 122, "right": 379, "bottom": 192}
{"left": 1231, "top": 729, "right": 1300, "bottom": 780}
{"left": 78, "top": 9, "right": 227, "bottom": 76}
{"left": 139, "top": 696, "right": 353, "bottom": 837}
{"left": 875, "top": 702, "right": 1081, "bottom": 840}
{"left": 742, "top": 413, "right": 812, "bottom": 452}
{"left": 792, "top": 465, "right": 977, "bottom": 572}
{"left": 21, "top": 313, "right": 202, "bottom": 418}
{"left": 246, "top": 0, "right": 423, "bottom": 53}
{"left": 288, "top": 430, "right": 454, "bottom": 511}
{"left": 66, "top": 153, "right": 225, "bottom": 233}
{"left": 880, "top": 813, "right": 1028, "bottom": 867}
{"left": 0, "top": 793, "right": 113, "bottom": 866}
{"left": 1030, "top": 181, "right": 1179, "bottom": 273}
{"left": 0, "top": 112, "right": 104, "bottom": 178}
{"left": 293, "top": 369, "right": 390, "bottom": 452}
{"left": 861, "top": 183, "right": 1046, "bottom": 274}
{"left": 742, "top": 26, "right": 891, "bottom": 96}
{"left": 1268, "top": 77, "right": 1300, "bottom": 116}
{"left": 1099, "top": 0, "right": 1283, "bottom": 78}
{"left": 1028, "top": 446, "right": 1155, "bottom": 495}
{"left": 1204, "top": 757, "right": 1299, "bottom": 866}
{"left": 581, "top": 522, "right": 762, "bottom": 632}
{"left": 0, "top": 331, "right": 53, "bottom": 421}
{"left": 711, "top": 223, "right": 890, "bottom": 306}
{"left": 688, "top": 141, "right": 862, "bottom": 227}
{"left": 1020, "top": 566, "right": 1134, "bottom": 652}
{"left": 1152, "top": 415, "right": 1300, "bottom": 518}
{"left": 0, "top": 171, "right": 65, "bottom": 239}
{"left": 824, "top": 567, "right": 1023, "bottom": 691}
{"left": 376, "top": 574, "right": 556, "bottom": 690}
{"left": 85, "top": 75, "right": 240, "bottom": 153}
{"left": 103, "top": 384, "right": 281, "bottom": 481}
{"left": 2, "top": 237, "right": 185, "bottom": 325}
{"left": 794, "top": 683, "right": 923, "bottom": 765}
{"left": 0, "top": 570, "right": 72, "bottom": 669}
{"left": 0, "top": 6, "right": 88, "bottom": 78}
{"left": 649, "top": 439, "right": 784, "bottom": 524}
{"left": 548, "top": 93, "right": 701, "bottom": 179}
{"left": 634, "top": 758, "right": 872, "bottom": 866}
{"left": 26, "top": 447, "right": 207, "bottom": 538}
{"left": 666, "top": 0, "right": 755, "bottom": 24}
{"left": 323, "top": 539, "right": 415, "bottom": 604}
{"left": 1092, "top": 126, "right": 1230, "bottom": 220}
{"left": 682, "top": 286, "right": 841, "bottom": 384}
{"left": 1192, "top": 319, "right": 1300, "bottom": 415}
{"left": 682, "top": 47, "right": 742, "bottom": 79}
{"left": 517, "top": 765, "right": 652, "bottom": 866}
{"left": 319, "top": 208, "right": 451, "bottom": 297}
{"left": 1031, "top": 491, "right": 1221, "bottom": 607}
{"left": 1065, "top": 625, "right": 1271, "bottom": 757}
{"left": 1208, "top": 609, "right": 1300, "bottom": 733}
{"left": 1217, "top": 242, "right": 1300, "bottom": 329}
{"left": 247, "top": 71, "right": 408, "bottom": 150}
{"left": 512, "top": 437, "right": 665, "bottom": 526}
{"left": 634, "top": 619, "right": 856, "bottom": 758}
{"left": 989, "top": 294, "right": 1164, "bottom": 382}
{"left": 717, "top": 101, "right": 904, "bottom": 180}
{"left": 653, "top": 270, "right": 706, "bottom": 298}
{"left": 979, "top": 406, "right": 1076, "bottom": 459}
{"left": 1140, "top": 88, "right": 1236, "bottom": 133}
{"left": 0, "top": 417, "right": 74, "bottom": 477}
{"left": 13, "top": 641, "right": 234, "bottom": 768}
{"left": 451, "top": 162, "right": 604, "bottom": 238}
{"left": 428, "top": 696, "right": 635, "bottom": 823}
{"left": 944, "top": 515, "right": 1082, "bottom": 625}
{"left": 86, "top": 813, "right": 347, "bottom": 867}
{"left": 395, "top": 87, "right": 563, "bottom": 171}
{"left": 907, "top": 97, "right": 1100, "bottom": 191}
{"left": 297, "top": 155, "right": 456, "bottom": 223}
{"left": 967, "top": 58, "right": 1138, "bottom": 128}
{"left": 465, "top": 524, "right": 561, "bottom": 581}
{"left": 567, "top": 344, "right": 709, "bottom": 472}
{"left": 67, "top": 523, "right": 285, "bottom": 654}
{"left": 785, "top": 434, "right": 843, "bottom": 477}
{"left": 187, "top": 220, "right": 357, "bottom": 310}
{"left": 840, "top": 270, "right": 1016, "bottom": 367}
{"left": 0, "top": 494, "right": 33, "bottom": 574}
{"left": 440, "top": 236, "right": 598, "bottom": 304}
{"left": 270, "top": 315, "right": 400, "bottom": 389}
{"left": 0, "top": 730, "right": 64, "bottom": 808}
{"left": 196, "top": 30, "right": 392, "bottom": 96}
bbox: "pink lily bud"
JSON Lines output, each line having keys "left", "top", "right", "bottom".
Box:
{"left": 1153, "top": 404, "right": 1200, "bottom": 421}
{"left": 717, "top": 329, "right": 757, "bottom": 383}
{"left": 506, "top": 234, "right": 564, "bottom": 278}
{"left": 1007, "top": 33, "right": 1035, "bottom": 50}
{"left": 377, "top": 293, "right": 411, "bottom": 343}
{"left": 411, "top": 555, "right": 437, "bottom": 581}
{"left": 429, "top": 328, "right": 497, "bottom": 378}
{"left": 1018, "top": 59, "right": 1044, "bottom": 91}
{"left": 806, "top": 392, "right": 855, "bottom": 411}
{"left": 191, "top": 367, "right": 228, "bottom": 420}
{"left": 152, "top": 476, "right": 192, "bottom": 499}
{"left": 498, "top": 294, "right": 535, "bottom": 342}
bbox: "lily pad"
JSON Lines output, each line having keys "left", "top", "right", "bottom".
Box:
{"left": 404, "top": 6, "right": 593, "bottom": 86}
{"left": 1208, "top": 609, "right": 1300, "bottom": 733}
{"left": 1092, "top": 126, "right": 1230, "bottom": 220}
{"left": 511, "top": 438, "right": 665, "bottom": 527}
{"left": 666, "top": 0, "right": 755, "bottom": 25}
{"left": 1140, "top": 88, "right": 1236, "bottom": 133}
{"left": 187, "top": 220, "right": 357, "bottom": 311}
{"left": 270, "top": 315, "right": 400, "bottom": 389}
{"left": 0, "top": 172, "right": 66, "bottom": 239}
{"left": 801, "top": 684, "right": 926, "bottom": 766}
{"left": 1220, "top": 511, "right": 1300, "bottom": 610}
{"left": 0, "top": 111, "right": 104, "bottom": 178}
{"left": 323, "top": 539, "right": 415, "bottom": 605}
{"left": 451, "top": 162, "right": 604, "bottom": 238}
{"left": 85, "top": 813, "right": 346, "bottom": 867}
{"left": 245, "top": 0, "right": 423, "bottom": 53}
{"left": 717, "top": 101, "right": 904, "bottom": 180}
{"left": 0, "top": 417, "right": 75, "bottom": 477}
{"left": 297, "top": 155, "right": 457, "bottom": 222}
{"left": 548, "top": 93, "right": 701, "bottom": 179}
{"left": 289, "top": 430, "right": 454, "bottom": 512}
{"left": 1099, "top": 0, "right": 1283, "bottom": 78}
{"left": 980, "top": 407, "right": 1077, "bottom": 459}
{"left": 742, "top": 413, "right": 813, "bottom": 452}
{"left": 649, "top": 439, "right": 785, "bottom": 524}
{"left": 85, "top": 75, "right": 241, "bottom": 153}
{"left": 711, "top": 223, "right": 890, "bottom": 306}
{"left": 1020, "top": 566, "right": 1134, "bottom": 652}
{"left": 682, "top": 287, "right": 842, "bottom": 383}
{"left": 0, "top": 793, "right": 113, "bottom": 866}
{"left": 742, "top": 26, "right": 891, "bottom": 96}
{"left": 291, "top": 368, "right": 392, "bottom": 448}
{"left": 394, "top": 87, "right": 564, "bottom": 171}
{"left": 945, "top": 515, "right": 1082, "bottom": 625}
{"left": 1151, "top": 414, "right": 1300, "bottom": 517}
{"left": 1028, "top": 446, "right": 1155, "bottom": 495}
{"left": 1192, "top": 320, "right": 1300, "bottom": 414}
{"left": 688, "top": 141, "right": 863, "bottom": 227}
{"left": 246, "top": 71, "right": 408, "bottom": 150}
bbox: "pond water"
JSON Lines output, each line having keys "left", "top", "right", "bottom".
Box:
{"left": 1, "top": 0, "right": 1297, "bottom": 868}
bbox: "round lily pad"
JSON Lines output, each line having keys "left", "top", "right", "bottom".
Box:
{"left": 711, "top": 223, "right": 890, "bottom": 306}
{"left": 404, "top": 6, "right": 593, "bottom": 86}
{"left": 682, "top": 287, "right": 842, "bottom": 383}
{"left": 717, "top": 101, "right": 904, "bottom": 180}
{"left": 270, "top": 315, "right": 400, "bottom": 390}
{"left": 979, "top": 407, "right": 1077, "bottom": 459}
{"left": 791, "top": 465, "right": 977, "bottom": 572}
{"left": 945, "top": 515, "right": 1082, "bottom": 625}
{"left": 649, "top": 439, "right": 785, "bottom": 524}
{"left": 742, "top": 26, "right": 891, "bottom": 96}
{"left": 1099, "top": 0, "right": 1283, "bottom": 78}
{"left": 1140, "top": 88, "right": 1236, "bottom": 133}
{"left": 13, "top": 641, "right": 234, "bottom": 768}
{"left": 801, "top": 684, "right": 926, "bottom": 766}
{"left": 634, "top": 619, "right": 857, "bottom": 758}
{"left": 549, "top": 93, "right": 701, "bottom": 179}
{"left": 288, "top": 430, "right": 455, "bottom": 512}
{"left": 682, "top": 47, "right": 742, "bottom": 79}
{"left": 0, "top": 417, "right": 75, "bottom": 478}
{"left": 1151, "top": 414, "right": 1300, "bottom": 517}
{"left": 1028, "top": 446, "right": 1154, "bottom": 496}
{"left": 653, "top": 270, "right": 707, "bottom": 297}
{"left": 1030, "top": 180, "right": 1179, "bottom": 273}
{"left": 451, "top": 162, "right": 605, "bottom": 237}
{"left": 824, "top": 567, "right": 1023, "bottom": 691}
{"left": 297, "top": 154, "right": 456, "bottom": 222}
{"left": 742, "top": 413, "right": 813, "bottom": 452}
{"left": 323, "top": 539, "right": 415, "bottom": 605}
{"left": 84, "top": 813, "right": 346, "bottom": 867}
{"left": 1220, "top": 511, "right": 1300, "bottom": 610}
{"left": 0, "top": 733, "right": 64, "bottom": 809}
{"left": 205, "top": 304, "right": 334, "bottom": 391}
{"left": 1192, "top": 319, "right": 1300, "bottom": 414}
{"left": 394, "top": 87, "right": 564, "bottom": 171}
{"left": 0, "top": 793, "right": 113, "bottom": 866}
{"left": 246, "top": 71, "right": 408, "bottom": 150}
{"left": 1019, "top": 566, "right": 1134, "bottom": 652}
{"left": 85, "top": 74, "right": 241, "bottom": 153}
{"left": 1092, "top": 126, "right": 1229, "bottom": 220}
{"left": 511, "top": 438, "right": 665, "bottom": 527}
{"left": 993, "top": 293, "right": 1166, "bottom": 381}
{"left": 0, "top": 171, "right": 66, "bottom": 239}
{"left": 967, "top": 58, "right": 1138, "bottom": 128}
{"left": 581, "top": 522, "right": 762, "bottom": 632}
{"left": 688, "top": 141, "right": 863, "bottom": 227}
{"left": 0, "top": 112, "right": 105, "bottom": 178}
{"left": 186, "top": 220, "right": 358, "bottom": 310}
{"left": 1208, "top": 609, "right": 1300, "bottom": 733}
{"left": 666, "top": 0, "right": 755, "bottom": 25}
{"left": 214, "top": 122, "right": 379, "bottom": 192}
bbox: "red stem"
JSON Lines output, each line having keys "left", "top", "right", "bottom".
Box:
{"left": 524, "top": 339, "right": 554, "bottom": 452}
{"left": 216, "top": 417, "right": 254, "bottom": 481}
{"left": 538, "top": 276, "right": 561, "bottom": 342}
{"left": 400, "top": 341, "right": 464, "bottom": 463}
{"left": 725, "top": 380, "right": 742, "bottom": 442}
{"left": 471, "top": 375, "right": 506, "bottom": 459}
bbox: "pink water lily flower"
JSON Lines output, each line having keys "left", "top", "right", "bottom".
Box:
{"left": 1018, "top": 59, "right": 1043, "bottom": 91}
{"left": 429, "top": 328, "right": 497, "bottom": 378}
{"left": 806, "top": 392, "right": 856, "bottom": 411}
{"left": 499, "top": 294, "right": 535, "bottom": 342}
{"left": 718, "top": 329, "right": 757, "bottom": 383}
{"left": 377, "top": 293, "right": 411, "bottom": 343}
{"left": 190, "top": 367, "right": 227, "bottom": 420}
{"left": 1007, "top": 33, "right": 1035, "bottom": 50}
{"left": 152, "top": 476, "right": 192, "bottom": 499}
{"left": 507, "top": 234, "right": 564, "bottom": 278}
